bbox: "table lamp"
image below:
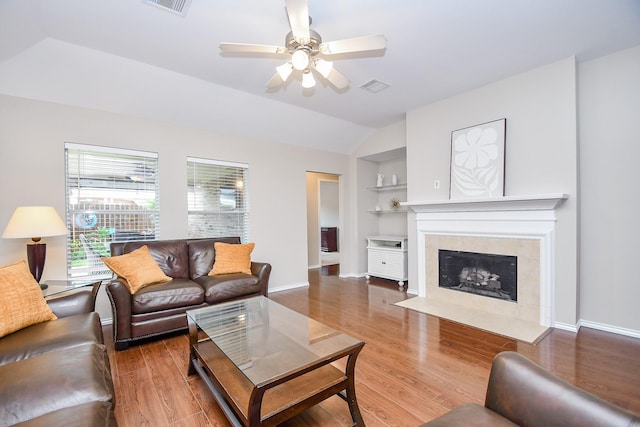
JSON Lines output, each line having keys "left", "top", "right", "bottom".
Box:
{"left": 2, "top": 206, "right": 69, "bottom": 283}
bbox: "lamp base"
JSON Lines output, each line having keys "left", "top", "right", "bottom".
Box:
{"left": 27, "top": 242, "right": 46, "bottom": 283}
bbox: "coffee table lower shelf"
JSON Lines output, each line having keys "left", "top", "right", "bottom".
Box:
{"left": 190, "top": 341, "right": 363, "bottom": 426}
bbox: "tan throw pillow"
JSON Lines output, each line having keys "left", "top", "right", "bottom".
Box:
{"left": 209, "top": 242, "right": 255, "bottom": 275}
{"left": 0, "top": 260, "right": 57, "bottom": 338}
{"left": 102, "top": 245, "right": 171, "bottom": 294}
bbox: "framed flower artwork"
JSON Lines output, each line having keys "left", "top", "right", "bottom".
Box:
{"left": 450, "top": 118, "right": 506, "bottom": 200}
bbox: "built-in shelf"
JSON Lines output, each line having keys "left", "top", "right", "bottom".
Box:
{"left": 367, "top": 208, "right": 407, "bottom": 214}
{"left": 366, "top": 183, "right": 407, "bottom": 192}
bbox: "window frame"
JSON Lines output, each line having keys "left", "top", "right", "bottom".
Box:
{"left": 187, "top": 156, "right": 249, "bottom": 242}
{"left": 64, "top": 143, "right": 160, "bottom": 280}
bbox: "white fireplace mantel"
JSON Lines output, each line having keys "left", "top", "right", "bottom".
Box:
{"left": 403, "top": 193, "right": 568, "bottom": 213}
{"left": 408, "top": 193, "right": 569, "bottom": 333}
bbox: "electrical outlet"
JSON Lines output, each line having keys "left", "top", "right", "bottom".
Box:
{"left": 434, "top": 180, "right": 440, "bottom": 189}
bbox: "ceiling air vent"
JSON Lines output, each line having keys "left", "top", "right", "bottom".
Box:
{"left": 146, "top": 0, "right": 191, "bottom": 16}
{"left": 360, "top": 79, "right": 390, "bottom": 94}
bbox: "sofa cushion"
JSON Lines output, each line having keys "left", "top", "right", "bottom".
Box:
{"left": 209, "top": 242, "right": 255, "bottom": 275}
{"left": 0, "top": 312, "right": 103, "bottom": 366}
{"left": 12, "top": 401, "right": 117, "bottom": 427}
{"left": 0, "top": 261, "right": 56, "bottom": 338}
{"left": 102, "top": 245, "right": 172, "bottom": 293}
{"left": 132, "top": 278, "right": 205, "bottom": 314}
{"left": 195, "top": 274, "right": 260, "bottom": 304}
{"left": 421, "top": 403, "right": 518, "bottom": 426}
{"left": 0, "top": 343, "right": 114, "bottom": 426}
{"left": 120, "top": 240, "right": 191, "bottom": 279}
{"left": 188, "top": 237, "right": 241, "bottom": 279}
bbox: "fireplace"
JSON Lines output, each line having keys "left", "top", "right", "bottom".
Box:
{"left": 402, "top": 194, "right": 568, "bottom": 341}
{"left": 439, "top": 250, "right": 517, "bottom": 302}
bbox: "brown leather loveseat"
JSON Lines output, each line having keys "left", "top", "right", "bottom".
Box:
{"left": 422, "top": 351, "right": 640, "bottom": 426}
{"left": 0, "top": 290, "right": 116, "bottom": 426}
{"left": 106, "top": 237, "right": 271, "bottom": 350}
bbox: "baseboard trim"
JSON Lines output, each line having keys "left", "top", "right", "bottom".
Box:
{"left": 578, "top": 319, "right": 640, "bottom": 339}
{"left": 553, "top": 322, "right": 579, "bottom": 333}
{"left": 553, "top": 319, "right": 640, "bottom": 339}
{"left": 338, "top": 272, "right": 363, "bottom": 279}
{"left": 269, "top": 282, "right": 309, "bottom": 293}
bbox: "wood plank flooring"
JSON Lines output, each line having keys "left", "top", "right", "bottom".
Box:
{"left": 105, "top": 268, "right": 640, "bottom": 426}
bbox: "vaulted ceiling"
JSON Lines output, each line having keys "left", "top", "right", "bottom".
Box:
{"left": 1, "top": 0, "right": 639, "bottom": 153}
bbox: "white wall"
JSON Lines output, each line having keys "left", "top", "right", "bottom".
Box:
{"left": 320, "top": 181, "right": 339, "bottom": 227}
{"left": 406, "top": 57, "right": 579, "bottom": 327}
{"left": 0, "top": 95, "right": 350, "bottom": 321}
{"left": 578, "top": 45, "right": 640, "bottom": 333}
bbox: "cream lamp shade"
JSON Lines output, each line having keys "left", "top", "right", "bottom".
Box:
{"left": 2, "top": 206, "right": 69, "bottom": 283}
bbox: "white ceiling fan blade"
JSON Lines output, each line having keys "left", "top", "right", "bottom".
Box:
{"left": 219, "top": 43, "right": 288, "bottom": 55}
{"left": 285, "top": 0, "right": 310, "bottom": 44}
{"left": 319, "top": 34, "right": 387, "bottom": 55}
{"left": 324, "top": 67, "right": 350, "bottom": 89}
{"left": 266, "top": 73, "right": 284, "bottom": 90}
{"left": 266, "top": 62, "right": 294, "bottom": 89}
{"left": 276, "top": 62, "right": 293, "bottom": 82}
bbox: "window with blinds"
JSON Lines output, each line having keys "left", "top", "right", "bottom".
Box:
{"left": 65, "top": 143, "right": 160, "bottom": 279}
{"left": 187, "top": 157, "right": 249, "bottom": 242}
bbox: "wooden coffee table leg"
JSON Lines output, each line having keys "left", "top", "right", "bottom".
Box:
{"left": 187, "top": 317, "right": 198, "bottom": 376}
{"left": 345, "top": 346, "right": 365, "bottom": 426}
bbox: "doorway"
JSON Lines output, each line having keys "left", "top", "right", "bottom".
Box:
{"left": 306, "top": 172, "right": 340, "bottom": 274}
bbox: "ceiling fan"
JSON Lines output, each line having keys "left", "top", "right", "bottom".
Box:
{"left": 219, "top": 0, "right": 387, "bottom": 90}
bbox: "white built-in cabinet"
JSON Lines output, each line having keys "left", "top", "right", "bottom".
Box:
{"left": 365, "top": 236, "right": 408, "bottom": 288}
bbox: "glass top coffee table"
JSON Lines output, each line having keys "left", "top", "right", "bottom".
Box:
{"left": 187, "top": 296, "right": 365, "bottom": 426}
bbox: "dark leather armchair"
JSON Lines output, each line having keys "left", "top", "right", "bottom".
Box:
{"left": 0, "top": 292, "right": 116, "bottom": 426}
{"left": 422, "top": 351, "right": 640, "bottom": 426}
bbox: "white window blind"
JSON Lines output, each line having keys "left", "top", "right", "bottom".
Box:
{"left": 65, "top": 143, "right": 160, "bottom": 279}
{"left": 187, "top": 157, "right": 249, "bottom": 242}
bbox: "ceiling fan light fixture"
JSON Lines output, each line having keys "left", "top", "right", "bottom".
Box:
{"left": 276, "top": 62, "right": 294, "bottom": 81}
{"left": 291, "top": 49, "right": 310, "bottom": 71}
{"left": 302, "top": 70, "right": 316, "bottom": 88}
{"left": 313, "top": 59, "right": 333, "bottom": 78}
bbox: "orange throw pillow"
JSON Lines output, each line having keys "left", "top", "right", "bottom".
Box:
{"left": 209, "top": 242, "right": 255, "bottom": 275}
{"left": 0, "top": 260, "right": 57, "bottom": 338}
{"left": 102, "top": 245, "right": 171, "bottom": 294}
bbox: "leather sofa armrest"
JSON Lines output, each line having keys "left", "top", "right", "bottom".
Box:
{"left": 47, "top": 288, "right": 97, "bottom": 318}
{"left": 251, "top": 261, "right": 272, "bottom": 297}
{"left": 485, "top": 351, "right": 640, "bottom": 427}
{"left": 105, "top": 280, "right": 132, "bottom": 348}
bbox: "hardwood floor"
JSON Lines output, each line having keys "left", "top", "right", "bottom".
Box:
{"left": 105, "top": 269, "right": 640, "bottom": 426}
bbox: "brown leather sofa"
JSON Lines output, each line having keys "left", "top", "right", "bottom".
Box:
{"left": 0, "top": 290, "right": 116, "bottom": 426}
{"left": 422, "top": 351, "right": 640, "bottom": 426}
{"left": 106, "top": 237, "right": 271, "bottom": 350}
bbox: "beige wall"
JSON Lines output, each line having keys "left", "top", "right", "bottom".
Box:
{"left": 578, "top": 45, "right": 640, "bottom": 332}
{"left": 0, "top": 95, "right": 350, "bottom": 321}
{"left": 405, "top": 57, "right": 579, "bottom": 327}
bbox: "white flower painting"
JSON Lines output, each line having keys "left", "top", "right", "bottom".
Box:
{"left": 450, "top": 119, "right": 506, "bottom": 199}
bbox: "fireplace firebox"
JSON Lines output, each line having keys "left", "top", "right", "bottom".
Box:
{"left": 438, "top": 250, "right": 517, "bottom": 302}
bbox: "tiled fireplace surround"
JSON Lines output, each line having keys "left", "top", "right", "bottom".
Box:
{"left": 406, "top": 194, "right": 567, "bottom": 342}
